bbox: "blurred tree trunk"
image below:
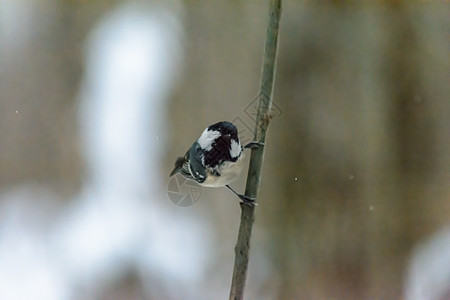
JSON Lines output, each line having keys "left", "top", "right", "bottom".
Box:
{"left": 265, "top": 1, "right": 450, "bottom": 298}
{"left": 364, "top": 3, "right": 436, "bottom": 297}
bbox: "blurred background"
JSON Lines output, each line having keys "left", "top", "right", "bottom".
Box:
{"left": 1, "top": 0, "right": 449, "bottom": 299}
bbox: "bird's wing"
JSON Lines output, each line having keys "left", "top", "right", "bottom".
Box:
{"left": 188, "top": 142, "right": 207, "bottom": 183}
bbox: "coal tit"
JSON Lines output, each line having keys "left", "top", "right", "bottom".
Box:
{"left": 170, "top": 121, "right": 262, "bottom": 205}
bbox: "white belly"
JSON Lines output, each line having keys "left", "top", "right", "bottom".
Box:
{"left": 200, "top": 155, "right": 244, "bottom": 187}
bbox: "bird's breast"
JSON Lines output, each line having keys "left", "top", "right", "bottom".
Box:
{"left": 200, "top": 154, "right": 244, "bottom": 187}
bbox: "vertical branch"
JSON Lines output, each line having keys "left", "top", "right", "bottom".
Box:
{"left": 229, "top": 1, "right": 282, "bottom": 299}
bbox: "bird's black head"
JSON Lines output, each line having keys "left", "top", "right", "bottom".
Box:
{"left": 197, "top": 121, "right": 242, "bottom": 168}
{"left": 206, "top": 121, "right": 239, "bottom": 141}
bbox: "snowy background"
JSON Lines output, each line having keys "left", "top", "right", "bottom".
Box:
{"left": 0, "top": 1, "right": 449, "bottom": 299}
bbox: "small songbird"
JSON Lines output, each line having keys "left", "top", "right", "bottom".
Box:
{"left": 170, "top": 121, "right": 262, "bottom": 205}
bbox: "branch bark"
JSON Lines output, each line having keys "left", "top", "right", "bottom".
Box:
{"left": 229, "top": 1, "right": 282, "bottom": 299}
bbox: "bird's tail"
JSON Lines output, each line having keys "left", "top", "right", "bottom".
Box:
{"left": 169, "top": 157, "right": 185, "bottom": 176}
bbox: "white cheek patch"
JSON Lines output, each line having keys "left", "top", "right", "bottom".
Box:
{"left": 197, "top": 129, "right": 221, "bottom": 151}
{"left": 230, "top": 139, "right": 242, "bottom": 158}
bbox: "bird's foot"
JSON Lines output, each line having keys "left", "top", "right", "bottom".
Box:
{"left": 237, "top": 194, "right": 257, "bottom": 207}
{"left": 244, "top": 141, "right": 265, "bottom": 150}
{"left": 226, "top": 185, "right": 257, "bottom": 206}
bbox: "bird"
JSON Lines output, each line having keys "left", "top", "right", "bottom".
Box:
{"left": 170, "top": 121, "right": 263, "bottom": 205}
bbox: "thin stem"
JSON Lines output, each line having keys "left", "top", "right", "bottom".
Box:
{"left": 228, "top": 1, "right": 282, "bottom": 299}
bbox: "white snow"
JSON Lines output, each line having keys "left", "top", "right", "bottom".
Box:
{"left": 0, "top": 3, "right": 212, "bottom": 299}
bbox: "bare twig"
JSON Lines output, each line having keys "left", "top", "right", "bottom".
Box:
{"left": 228, "top": 1, "right": 282, "bottom": 299}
